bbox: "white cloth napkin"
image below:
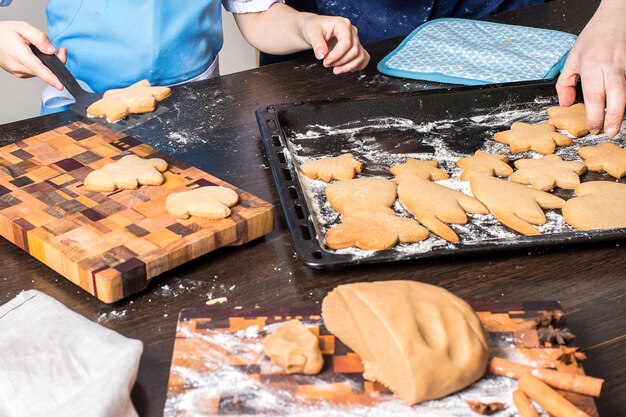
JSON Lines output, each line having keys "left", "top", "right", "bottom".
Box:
{"left": 0, "top": 290, "right": 143, "bottom": 417}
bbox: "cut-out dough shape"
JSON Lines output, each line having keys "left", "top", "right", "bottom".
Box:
{"left": 262, "top": 319, "right": 323, "bottom": 375}
{"left": 325, "top": 178, "right": 397, "bottom": 214}
{"left": 494, "top": 122, "right": 572, "bottom": 154}
{"left": 547, "top": 103, "right": 588, "bottom": 138}
{"left": 326, "top": 206, "right": 429, "bottom": 250}
{"left": 390, "top": 158, "right": 449, "bottom": 181}
{"left": 87, "top": 80, "right": 171, "bottom": 123}
{"left": 510, "top": 154, "right": 587, "bottom": 190}
{"left": 300, "top": 153, "right": 362, "bottom": 182}
{"left": 395, "top": 175, "right": 488, "bottom": 243}
{"left": 166, "top": 186, "right": 239, "bottom": 219}
{"left": 456, "top": 150, "right": 513, "bottom": 180}
{"left": 470, "top": 174, "right": 565, "bottom": 236}
{"left": 577, "top": 142, "right": 626, "bottom": 179}
{"left": 84, "top": 155, "right": 168, "bottom": 192}
{"left": 562, "top": 182, "right": 626, "bottom": 230}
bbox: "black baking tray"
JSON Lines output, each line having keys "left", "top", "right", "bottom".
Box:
{"left": 257, "top": 80, "right": 626, "bottom": 268}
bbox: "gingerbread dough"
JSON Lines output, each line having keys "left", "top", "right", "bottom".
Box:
{"left": 470, "top": 174, "right": 565, "bottom": 235}
{"left": 300, "top": 153, "right": 363, "bottom": 182}
{"left": 390, "top": 158, "right": 449, "bottom": 181}
{"left": 577, "top": 142, "right": 626, "bottom": 179}
{"left": 456, "top": 151, "right": 513, "bottom": 180}
{"left": 262, "top": 319, "right": 323, "bottom": 375}
{"left": 84, "top": 155, "right": 168, "bottom": 192}
{"left": 562, "top": 182, "right": 626, "bottom": 231}
{"left": 510, "top": 155, "right": 587, "bottom": 191}
{"left": 494, "top": 122, "right": 572, "bottom": 154}
{"left": 87, "top": 80, "right": 171, "bottom": 123}
{"left": 547, "top": 103, "right": 589, "bottom": 138}
{"left": 166, "top": 186, "right": 239, "bottom": 219}
{"left": 325, "top": 178, "right": 397, "bottom": 214}
{"left": 321, "top": 280, "right": 489, "bottom": 405}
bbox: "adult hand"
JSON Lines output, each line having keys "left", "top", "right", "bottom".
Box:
{"left": 556, "top": 1, "right": 626, "bottom": 138}
{"left": 299, "top": 15, "right": 370, "bottom": 75}
{"left": 0, "top": 21, "right": 67, "bottom": 90}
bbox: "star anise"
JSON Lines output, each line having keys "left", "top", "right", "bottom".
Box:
{"left": 466, "top": 400, "right": 506, "bottom": 415}
{"left": 556, "top": 346, "right": 587, "bottom": 365}
{"left": 538, "top": 325, "right": 576, "bottom": 345}
{"left": 531, "top": 311, "right": 563, "bottom": 329}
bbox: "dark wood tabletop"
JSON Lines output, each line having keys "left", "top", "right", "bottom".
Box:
{"left": 1, "top": 1, "right": 624, "bottom": 416}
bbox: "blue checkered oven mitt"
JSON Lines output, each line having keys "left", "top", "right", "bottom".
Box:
{"left": 377, "top": 18, "right": 577, "bottom": 85}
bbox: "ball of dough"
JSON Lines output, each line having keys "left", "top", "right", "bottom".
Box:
{"left": 262, "top": 319, "right": 323, "bottom": 375}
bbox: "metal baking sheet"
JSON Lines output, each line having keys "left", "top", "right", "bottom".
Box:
{"left": 257, "top": 80, "right": 626, "bottom": 268}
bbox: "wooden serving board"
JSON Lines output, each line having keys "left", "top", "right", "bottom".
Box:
{"left": 0, "top": 121, "right": 273, "bottom": 303}
{"left": 164, "top": 302, "right": 599, "bottom": 417}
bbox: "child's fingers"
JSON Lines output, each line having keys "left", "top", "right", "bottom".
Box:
{"left": 603, "top": 68, "right": 626, "bottom": 138}
{"left": 17, "top": 43, "right": 64, "bottom": 90}
{"left": 15, "top": 21, "right": 55, "bottom": 54}
{"left": 329, "top": 42, "right": 361, "bottom": 68}
{"left": 556, "top": 58, "right": 579, "bottom": 107}
{"left": 57, "top": 47, "right": 68, "bottom": 65}
{"left": 306, "top": 28, "right": 328, "bottom": 60}
{"left": 323, "top": 19, "right": 354, "bottom": 66}
{"left": 333, "top": 48, "right": 370, "bottom": 74}
{"left": 580, "top": 65, "right": 607, "bottom": 134}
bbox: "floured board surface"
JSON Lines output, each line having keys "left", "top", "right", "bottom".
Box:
{"left": 164, "top": 302, "right": 599, "bottom": 417}
{"left": 0, "top": 121, "right": 273, "bottom": 303}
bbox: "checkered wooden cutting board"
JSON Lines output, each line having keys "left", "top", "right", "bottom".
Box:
{"left": 0, "top": 121, "right": 273, "bottom": 303}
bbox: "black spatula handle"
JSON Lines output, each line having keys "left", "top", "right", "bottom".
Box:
{"left": 29, "top": 44, "right": 87, "bottom": 99}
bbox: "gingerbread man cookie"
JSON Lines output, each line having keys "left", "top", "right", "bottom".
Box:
{"left": 547, "top": 103, "right": 588, "bottom": 138}
{"left": 494, "top": 122, "right": 572, "bottom": 154}
{"left": 390, "top": 158, "right": 449, "bottom": 181}
{"left": 456, "top": 151, "right": 513, "bottom": 181}
{"left": 470, "top": 174, "right": 565, "bottom": 236}
{"left": 84, "top": 155, "right": 168, "bottom": 192}
{"left": 577, "top": 142, "right": 626, "bottom": 179}
{"left": 325, "top": 178, "right": 397, "bottom": 214}
{"left": 510, "top": 155, "right": 587, "bottom": 191}
{"left": 562, "top": 182, "right": 626, "bottom": 231}
{"left": 299, "top": 153, "right": 363, "bottom": 182}
{"left": 166, "top": 186, "right": 239, "bottom": 220}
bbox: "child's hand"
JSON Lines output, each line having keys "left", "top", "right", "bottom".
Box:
{"left": 556, "top": 0, "right": 626, "bottom": 138}
{"left": 300, "top": 15, "right": 370, "bottom": 75}
{"left": 0, "top": 21, "right": 67, "bottom": 90}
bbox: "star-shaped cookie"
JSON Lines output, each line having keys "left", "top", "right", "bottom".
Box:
{"left": 547, "top": 103, "right": 588, "bottom": 138}
{"left": 510, "top": 155, "right": 586, "bottom": 191}
{"left": 300, "top": 153, "right": 362, "bottom": 182}
{"left": 166, "top": 186, "right": 239, "bottom": 219}
{"left": 456, "top": 151, "right": 513, "bottom": 180}
{"left": 494, "top": 122, "right": 572, "bottom": 154}
{"left": 84, "top": 155, "right": 168, "bottom": 192}
{"left": 577, "top": 142, "right": 626, "bottom": 179}
{"left": 390, "top": 158, "right": 449, "bottom": 181}
{"left": 562, "top": 181, "right": 626, "bottom": 230}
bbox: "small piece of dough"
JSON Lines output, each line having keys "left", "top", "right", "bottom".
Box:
{"left": 321, "top": 280, "right": 489, "bottom": 405}
{"left": 456, "top": 151, "right": 513, "bottom": 180}
{"left": 390, "top": 158, "right": 449, "bottom": 181}
{"left": 300, "top": 153, "right": 362, "bottom": 182}
{"left": 511, "top": 155, "right": 587, "bottom": 190}
{"left": 166, "top": 186, "right": 239, "bottom": 219}
{"left": 395, "top": 175, "right": 488, "bottom": 243}
{"left": 470, "top": 174, "right": 565, "bottom": 236}
{"left": 562, "top": 181, "right": 626, "bottom": 230}
{"left": 547, "top": 103, "right": 589, "bottom": 137}
{"left": 325, "top": 178, "right": 397, "bottom": 214}
{"left": 326, "top": 206, "right": 429, "bottom": 250}
{"left": 577, "top": 142, "right": 626, "bottom": 179}
{"left": 262, "top": 319, "right": 323, "bottom": 375}
{"left": 494, "top": 122, "right": 572, "bottom": 154}
{"left": 84, "top": 155, "right": 168, "bottom": 192}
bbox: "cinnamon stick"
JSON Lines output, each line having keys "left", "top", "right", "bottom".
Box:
{"left": 512, "top": 389, "right": 539, "bottom": 417}
{"left": 519, "top": 373, "right": 590, "bottom": 417}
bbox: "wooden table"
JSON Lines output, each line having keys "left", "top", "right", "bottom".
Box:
{"left": 1, "top": 1, "right": 623, "bottom": 416}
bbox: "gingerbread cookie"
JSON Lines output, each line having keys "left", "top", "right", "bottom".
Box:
{"left": 300, "top": 153, "right": 363, "bottom": 182}
{"left": 494, "top": 122, "right": 572, "bottom": 154}
{"left": 470, "top": 174, "right": 565, "bottom": 236}
{"left": 84, "top": 155, "right": 168, "bottom": 192}
{"left": 456, "top": 151, "right": 513, "bottom": 180}
{"left": 577, "top": 142, "right": 626, "bottom": 179}
{"left": 395, "top": 175, "right": 488, "bottom": 243}
{"left": 325, "top": 178, "right": 397, "bottom": 214}
{"left": 510, "top": 155, "right": 587, "bottom": 191}
{"left": 87, "top": 80, "right": 171, "bottom": 123}
{"left": 547, "top": 103, "right": 588, "bottom": 138}
{"left": 166, "top": 186, "right": 239, "bottom": 220}
{"left": 390, "top": 158, "right": 449, "bottom": 181}
{"left": 326, "top": 206, "right": 429, "bottom": 250}
{"left": 562, "top": 182, "right": 626, "bottom": 230}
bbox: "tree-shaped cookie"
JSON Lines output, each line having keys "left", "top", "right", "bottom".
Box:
{"left": 326, "top": 206, "right": 429, "bottom": 250}
{"left": 300, "top": 153, "right": 362, "bottom": 182}
{"left": 166, "top": 186, "right": 239, "bottom": 219}
{"left": 456, "top": 150, "right": 513, "bottom": 180}
{"left": 562, "top": 182, "right": 626, "bottom": 230}
{"left": 87, "top": 80, "right": 171, "bottom": 123}
{"left": 84, "top": 155, "right": 168, "bottom": 192}
{"left": 510, "top": 155, "right": 587, "bottom": 190}
{"left": 494, "top": 122, "right": 572, "bottom": 154}
{"left": 325, "top": 178, "right": 397, "bottom": 214}
{"left": 390, "top": 158, "right": 449, "bottom": 181}
{"left": 470, "top": 174, "right": 565, "bottom": 235}
{"left": 395, "top": 175, "right": 488, "bottom": 243}
{"left": 547, "top": 103, "right": 588, "bottom": 137}
{"left": 577, "top": 142, "right": 626, "bottom": 179}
